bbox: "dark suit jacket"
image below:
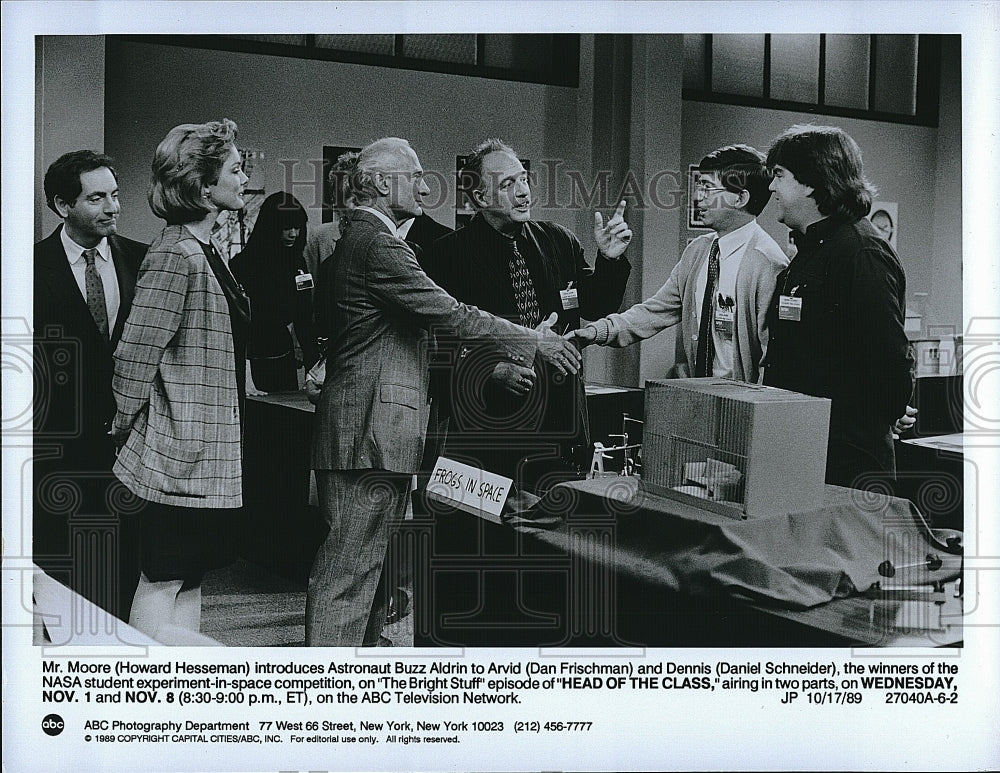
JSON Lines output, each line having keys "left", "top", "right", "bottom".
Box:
{"left": 311, "top": 208, "right": 538, "bottom": 475}
{"left": 33, "top": 226, "right": 147, "bottom": 616}
{"left": 422, "top": 214, "right": 631, "bottom": 477}
{"left": 403, "top": 212, "right": 453, "bottom": 258}
{"left": 34, "top": 226, "right": 147, "bottom": 464}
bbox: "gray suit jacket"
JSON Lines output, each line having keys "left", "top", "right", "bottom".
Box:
{"left": 312, "top": 209, "right": 536, "bottom": 474}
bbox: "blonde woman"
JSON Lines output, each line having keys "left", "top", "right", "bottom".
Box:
{"left": 112, "top": 119, "right": 249, "bottom": 643}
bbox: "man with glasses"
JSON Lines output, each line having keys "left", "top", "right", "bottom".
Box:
{"left": 571, "top": 144, "right": 787, "bottom": 384}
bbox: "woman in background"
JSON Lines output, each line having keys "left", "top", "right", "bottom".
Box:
{"left": 112, "top": 119, "right": 249, "bottom": 644}
{"left": 231, "top": 191, "right": 317, "bottom": 392}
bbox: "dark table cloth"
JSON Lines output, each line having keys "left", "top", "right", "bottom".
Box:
{"left": 507, "top": 476, "right": 936, "bottom": 609}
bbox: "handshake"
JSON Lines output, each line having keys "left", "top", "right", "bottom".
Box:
{"left": 493, "top": 312, "right": 584, "bottom": 397}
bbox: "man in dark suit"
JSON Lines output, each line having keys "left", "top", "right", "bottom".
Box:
{"left": 306, "top": 137, "right": 582, "bottom": 646}
{"left": 34, "top": 150, "right": 147, "bottom": 624}
{"left": 422, "top": 138, "right": 633, "bottom": 492}
{"left": 392, "top": 211, "right": 454, "bottom": 625}
{"left": 398, "top": 211, "right": 453, "bottom": 259}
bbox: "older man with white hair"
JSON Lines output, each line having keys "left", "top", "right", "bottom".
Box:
{"left": 306, "top": 137, "right": 582, "bottom": 646}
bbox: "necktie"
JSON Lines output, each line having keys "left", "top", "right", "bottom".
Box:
{"left": 694, "top": 239, "right": 720, "bottom": 377}
{"left": 83, "top": 248, "right": 110, "bottom": 341}
{"left": 508, "top": 238, "right": 539, "bottom": 328}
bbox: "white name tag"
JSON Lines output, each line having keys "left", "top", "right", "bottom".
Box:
{"left": 778, "top": 295, "right": 802, "bottom": 321}
{"left": 295, "top": 271, "right": 314, "bottom": 291}
{"left": 714, "top": 306, "right": 734, "bottom": 338}
{"left": 425, "top": 456, "right": 513, "bottom": 521}
{"left": 560, "top": 287, "right": 579, "bottom": 310}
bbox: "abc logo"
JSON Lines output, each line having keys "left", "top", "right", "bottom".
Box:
{"left": 42, "top": 714, "right": 65, "bottom": 736}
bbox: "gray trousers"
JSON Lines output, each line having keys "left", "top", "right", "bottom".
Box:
{"left": 305, "top": 469, "right": 410, "bottom": 646}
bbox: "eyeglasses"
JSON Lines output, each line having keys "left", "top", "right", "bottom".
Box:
{"left": 695, "top": 182, "right": 730, "bottom": 194}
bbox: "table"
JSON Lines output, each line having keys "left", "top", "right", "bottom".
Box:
{"left": 240, "top": 385, "right": 644, "bottom": 580}
{"left": 411, "top": 477, "right": 963, "bottom": 648}
{"left": 895, "top": 433, "right": 965, "bottom": 532}
{"left": 243, "top": 391, "right": 963, "bottom": 649}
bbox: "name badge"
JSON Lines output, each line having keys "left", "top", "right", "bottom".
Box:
{"left": 295, "top": 271, "right": 314, "bottom": 291}
{"left": 560, "top": 285, "right": 579, "bottom": 310}
{"left": 778, "top": 295, "right": 802, "bottom": 321}
{"left": 714, "top": 306, "right": 734, "bottom": 338}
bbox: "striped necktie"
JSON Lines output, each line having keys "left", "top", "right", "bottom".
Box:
{"left": 83, "top": 248, "right": 110, "bottom": 341}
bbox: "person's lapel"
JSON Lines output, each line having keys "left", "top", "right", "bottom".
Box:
{"left": 36, "top": 227, "right": 104, "bottom": 342}
{"left": 109, "top": 235, "right": 138, "bottom": 345}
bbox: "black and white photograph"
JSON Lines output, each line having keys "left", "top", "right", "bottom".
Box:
{"left": 3, "top": 2, "right": 999, "bottom": 771}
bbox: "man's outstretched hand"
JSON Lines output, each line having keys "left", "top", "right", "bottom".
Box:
{"left": 565, "top": 325, "right": 598, "bottom": 347}
{"left": 535, "top": 312, "right": 582, "bottom": 375}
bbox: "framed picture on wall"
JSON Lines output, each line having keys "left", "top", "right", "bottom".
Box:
{"left": 456, "top": 154, "right": 530, "bottom": 229}
{"left": 687, "top": 164, "right": 710, "bottom": 230}
{"left": 868, "top": 201, "right": 898, "bottom": 249}
{"left": 322, "top": 145, "right": 362, "bottom": 222}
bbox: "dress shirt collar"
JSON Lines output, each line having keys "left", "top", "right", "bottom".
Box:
{"left": 356, "top": 206, "right": 399, "bottom": 236}
{"left": 791, "top": 215, "right": 849, "bottom": 250}
{"left": 61, "top": 227, "right": 110, "bottom": 265}
{"left": 397, "top": 217, "right": 415, "bottom": 240}
{"left": 715, "top": 219, "right": 757, "bottom": 260}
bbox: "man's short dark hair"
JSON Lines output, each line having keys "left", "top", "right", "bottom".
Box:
{"left": 43, "top": 150, "right": 118, "bottom": 215}
{"left": 328, "top": 150, "right": 360, "bottom": 212}
{"left": 766, "top": 124, "right": 876, "bottom": 221}
{"left": 459, "top": 138, "right": 519, "bottom": 201}
{"left": 697, "top": 144, "right": 772, "bottom": 216}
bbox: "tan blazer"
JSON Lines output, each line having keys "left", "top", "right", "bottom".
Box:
{"left": 112, "top": 225, "right": 243, "bottom": 507}
{"left": 602, "top": 223, "right": 788, "bottom": 383}
{"left": 312, "top": 209, "right": 536, "bottom": 474}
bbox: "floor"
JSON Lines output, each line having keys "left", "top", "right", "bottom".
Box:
{"left": 200, "top": 558, "right": 414, "bottom": 648}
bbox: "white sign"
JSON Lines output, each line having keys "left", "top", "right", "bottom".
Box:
{"left": 425, "top": 456, "right": 513, "bottom": 521}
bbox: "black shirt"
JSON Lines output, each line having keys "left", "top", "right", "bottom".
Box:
{"left": 200, "top": 240, "right": 251, "bottom": 420}
{"left": 422, "top": 214, "right": 632, "bottom": 480}
{"left": 763, "top": 215, "right": 913, "bottom": 479}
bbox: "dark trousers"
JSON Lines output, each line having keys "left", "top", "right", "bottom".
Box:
{"left": 825, "top": 434, "right": 897, "bottom": 493}
{"left": 33, "top": 443, "right": 141, "bottom": 624}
